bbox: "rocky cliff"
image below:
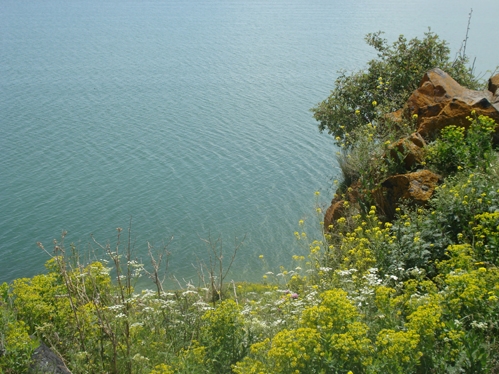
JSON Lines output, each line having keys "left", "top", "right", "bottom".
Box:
{"left": 325, "top": 69, "right": 499, "bottom": 228}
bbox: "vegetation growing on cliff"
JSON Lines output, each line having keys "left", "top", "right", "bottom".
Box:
{"left": 311, "top": 29, "right": 480, "bottom": 146}
{"left": 1, "top": 31, "right": 499, "bottom": 374}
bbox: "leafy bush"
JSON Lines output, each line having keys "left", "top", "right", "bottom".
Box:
{"left": 201, "top": 299, "right": 249, "bottom": 373}
{"left": 0, "top": 319, "right": 36, "bottom": 373}
{"left": 427, "top": 114, "right": 497, "bottom": 176}
{"left": 312, "top": 30, "right": 480, "bottom": 145}
{"left": 3, "top": 29, "right": 499, "bottom": 374}
{"left": 0, "top": 282, "right": 37, "bottom": 373}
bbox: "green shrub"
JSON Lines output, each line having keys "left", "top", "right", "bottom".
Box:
{"left": 312, "top": 30, "right": 480, "bottom": 145}
{"left": 201, "top": 299, "right": 249, "bottom": 374}
{"left": 0, "top": 319, "right": 36, "bottom": 373}
{"left": 472, "top": 211, "right": 499, "bottom": 266}
{"left": 3, "top": 27, "right": 498, "bottom": 374}
{"left": 427, "top": 114, "right": 497, "bottom": 176}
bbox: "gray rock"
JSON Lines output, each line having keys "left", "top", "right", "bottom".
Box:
{"left": 29, "top": 342, "right": 71, "bottom": 374}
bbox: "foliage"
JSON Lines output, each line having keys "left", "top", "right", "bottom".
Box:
{"left": 312, "top": 30, "right": 482, "bottom": 209}
{"left": 336, "top": 122, "right": 410, "bottom": 197}
{"left": 0, "top": 284, "right": 37, "bottom": 374}
{"left": 312, "top": 30, "right": 480, "bottom": 145}
{"left": 426, "top": 114, "right": 497, "bottom": 176}
{"left": 473, "top": 212, "right": 499, "bottom": 266}
{"left": 2, "top": 29, "right": 499, "bottom": 374}
{"left": 2, "top": 167, "right": 498, "bottom": 374}
{"left": 201, "top": 299, "right": 250, "bottom": 373}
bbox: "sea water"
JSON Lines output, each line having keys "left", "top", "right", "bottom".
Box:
{"left": 1, "top": 0, "right": 498, "bottom": 287}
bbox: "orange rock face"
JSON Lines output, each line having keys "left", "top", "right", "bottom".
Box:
{"left": 387, "top": 132, "right": 426, "bottom": 170}
{"left": 489, "top": 74, "right": 499, "bottom": 97}
{"left": 324, "top": 199, "right": 346, "bottom": 230}
{"left": 378, "top": 170, "right": 441, "bottom": 220}
{"left": 324, "top": 69, "right": 499, "bottom": 228}
{"left": 405, "top": 68, "right": 499, "bottom": 139}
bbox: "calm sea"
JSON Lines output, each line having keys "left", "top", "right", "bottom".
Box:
{"left": 1, "top": 0, "right": 498, "bottom": 287}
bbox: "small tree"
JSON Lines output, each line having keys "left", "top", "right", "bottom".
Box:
{"left": 312, "top": 29, "right": 480, "bottom": 146}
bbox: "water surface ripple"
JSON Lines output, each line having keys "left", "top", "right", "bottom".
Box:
{"left": 1, "top": 0, "right": 498, "bottom": 286}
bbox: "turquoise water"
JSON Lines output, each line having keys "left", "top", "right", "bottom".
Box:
{"left": 1, "top": 0, "right": 498, "bottom": 287}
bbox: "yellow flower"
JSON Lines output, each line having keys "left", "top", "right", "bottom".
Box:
{"left": 412, "top": 113, "right": 418, "bottom": 119}
{"left": 259, "top": 255, "right": 264, "bottom": 259}
{"left": 355, "top": 109, "right": 360, "bottom": 115}
{"left": 372, "top": 100, "right": 377, "bottom": 106}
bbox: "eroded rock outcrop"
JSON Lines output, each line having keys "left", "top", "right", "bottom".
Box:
{"left": 324, "top": 69, "right": 499, "bottom": 228}
{"left": 387, "top": 132, "right": 426, "bottom": 170}
{"left": 393, "top": 68, "right": 499, "bottom": 139}
{"left": 377, "top": 170, "right": 441, "bottom": 220}
{"left": 324, "top": 181, "right": 361, "bottom": 229}
{"left": 488, "top": 74, "right": 499, "bottom": 97}
{"left": 324, "top": 199, "right": 347, "bottom": 229}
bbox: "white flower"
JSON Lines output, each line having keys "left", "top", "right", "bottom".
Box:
{"left": 108, "top": 304, "right": 125, "bottom": 311}
{"left": 132, "top": 354, "right": 149, "bottom": 362}
{"left": 471, "top": 321, "right": 488, "bottom": 330}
